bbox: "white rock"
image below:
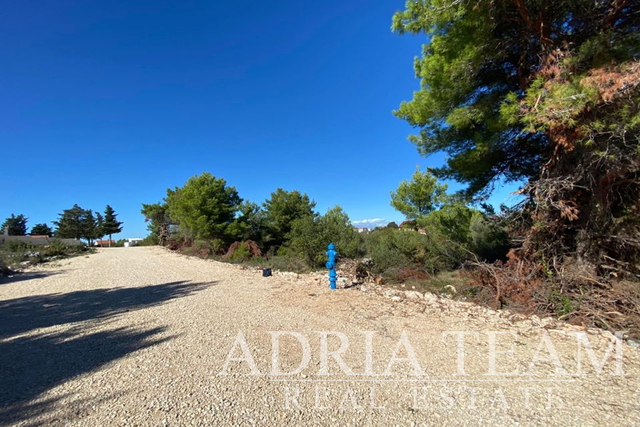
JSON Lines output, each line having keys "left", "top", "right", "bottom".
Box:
{"left": 423, "top": 292, "right": 439, "bottom": 303}
{"left": 404, "top": 291, "right": 423, "bottom": 300}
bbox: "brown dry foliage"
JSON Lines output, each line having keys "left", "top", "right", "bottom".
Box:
{"left": 394, "top": 267, "right": 432, "bottom": 283}
{"left": 582, "top": 61, "right": 640, "bottom": 103}
{"left": 464, "top": 251, "right": 640, "bottom": 338}
{"left": 463, "top": 249, "right": 543, "bottom": 311}
{"left": 225, "top": 240, "right": 262, "bottom": 259}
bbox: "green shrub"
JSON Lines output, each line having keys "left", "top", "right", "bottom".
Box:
{"left": 139, "top": 235, "right": 159, "bottom": 246}
{"left": 193, "top": 239, "right": 212, "bottom": 254}
{"left": 44, "top": 240, "right": 88, "bottom": 257}
{"left": 419, "top": 204, "right": 474, "bottom": 246}
{"left": 229, "top": 243, "right": 251, "bottom": 261}
{"left": 245, "top": 254, "right": 310, "bottom": 273}
{"left": 363, "top": 222, "right": 488, "bottom": 282}
{"left": 469, "top": 215, "right": 510, "bottom": 262}
{"left": 418, "top": 203, "right": 510, "bottom": 264}
{"left": 5, "top": 240, "right": 34, "bottom": 252}
{"left": 364, "top": 228, "right": 450, "bottom": 278}
{"left": 287, "top": 206, "right": 364, "bottom": 268}
{"left": 365, "top": 229, "right": 411, "bottom": 273}
{"left": 44, "top": 240, "right": 68, "bottom": 257}
{"left": 210, "top": 238, "right": 227, "bottom": 255}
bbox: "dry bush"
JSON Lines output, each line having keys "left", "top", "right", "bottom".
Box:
{"left": 535, "top": 268, "right": 640, "bottom": 338}
{"left": 464, "top": 249, "right": 640, "bottom": 338}
{"left": 394, "top": 267, "right": 432, "bottom": 283}
{"left": 166, "top": 238, "right": 188, "bottom": 251}
{"left": 463, "top": 249, "right": 544, "bottom": 311}
{"left": 226, "top": 240, "right": 262, "bottom": 261}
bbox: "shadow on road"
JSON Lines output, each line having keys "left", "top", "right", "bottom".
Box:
{"left": 0, "top": 280, "right": 212, "bottom": 425}
{"left": 0, "top": 270, "right": 62, "bottom": 286}
{"left": 0, "top": 280, "right": 211, "bottom": 339}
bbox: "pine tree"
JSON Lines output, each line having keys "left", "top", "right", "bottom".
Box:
{"left": 1, "top": 214, "right": 28, "bottom": 235}
{"left": 393, "top": 0, "right": 640, "bottom": 271}
{"left": 102, "top": 205, "right": 123, "bottom": 247}
{"left": 30, "top": 223, "right": 53, "bottom": 236}
{"left": 262, "top": 188, "right": 316, "bottom": 250}
{"left": 390, "top": 169, "right": 448, "bottom": 220}
{"left": 54, "top": 204, "right": 90, "bottom": 242}
{"left": 82, "top": 210, "right": 99, "bottom": 246}
{"left": 94, "top": 212, "right": 105, "bottom": 243}
{"left": 165, "top": 173, "right": 241, "bottom": 244}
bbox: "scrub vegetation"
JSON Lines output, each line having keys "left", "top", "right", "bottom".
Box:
{"left": 142, "top": 0, "right": 640, "bottom": 335}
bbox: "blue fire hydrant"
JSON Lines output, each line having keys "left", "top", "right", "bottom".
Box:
{"left": 326, "top": 243, "right": 337, "bottom": 290}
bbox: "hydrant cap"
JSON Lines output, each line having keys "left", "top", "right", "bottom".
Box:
{"left": 328, "top": 243, "right": 336, "bottom": 250}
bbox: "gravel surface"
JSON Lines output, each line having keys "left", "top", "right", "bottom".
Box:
{"left": 1, "top": 247, "right": 639, "bottom": 426}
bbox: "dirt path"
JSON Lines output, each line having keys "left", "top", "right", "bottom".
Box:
{"left": 1, "top": 247, "right": 638, "bottom": 426}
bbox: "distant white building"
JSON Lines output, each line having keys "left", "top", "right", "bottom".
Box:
{"left": 354, "top": 227, "right": 370, "bottom": 233}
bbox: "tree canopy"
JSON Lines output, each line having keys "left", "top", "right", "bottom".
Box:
{"left": 393, "top": 0, "right": 640, "bottom": 270}
{"left": 102, "top": 205, "right": 123, "bottom": 245}
{"left": 54, "top": 204, "right": 100, "bottom": 244}
{"left": 165, "top": 173, "right": 242, "bottom": 243}
{"left": 393, "top": 0, "right": 639, "bottom": 194}
{"left": 141, "top": 202, "right": 171, "bottom": 245}
{"left": 1, "top": 214, "right": 28, "bottom": 236}
{"left": 30, "top": 223, "right": 53, "bottom": 236}
{"left": 262, "top": 188, "right": 316, "bottom": 249}
{"left": 391, "top": 168, "right": 448, "bottom": 219}
{"left": 287, "top": 206, "right": 363, "bottom": 267}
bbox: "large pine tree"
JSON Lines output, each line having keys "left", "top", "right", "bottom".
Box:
{"left": 393, "top": 0, "right": 640, "bottom": 273}
{"left": 165, "top": 173, "right": 241, "bottom": 244}
{"left": 54, "top": 204, "right": 92, "bottom": 242}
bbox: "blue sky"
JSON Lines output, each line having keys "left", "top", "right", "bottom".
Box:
{"left": 0, "top": 0, "right": 522, "bottom": 238}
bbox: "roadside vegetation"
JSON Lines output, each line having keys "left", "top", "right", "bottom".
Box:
{"left": 0, "top": 205, "right": 123, "bottom": 275}
{"left": 142, "top": 0, "right": 640, "bottom": 336}
{"left": 2, "top": 205, "right": 123, "bottom": 246}
{"left": 390, "top": 0, "right": 640, "bottom": 335}
{"left": 0, "top": 240, "right": 92, "bottom": 274}
{"left": 141, "top": 171, "right": 509, "bottom": 295}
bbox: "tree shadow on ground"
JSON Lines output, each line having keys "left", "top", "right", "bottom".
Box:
{"left": 0, "top": 280, "right": 212, "bottom": 425}
{"left": 0, "top": 280, "right": 211, "bottom": 339}
{"left": 0, "top": 270, "right": 62, "bottom": 285}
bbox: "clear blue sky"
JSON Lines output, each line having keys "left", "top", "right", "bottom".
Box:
{"left": 0, "top": 0, "right": 521, "bottom": 238}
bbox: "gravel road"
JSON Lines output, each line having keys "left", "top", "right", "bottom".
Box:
{"left": 1, "top": 247, "right": 639, "bottom": 426}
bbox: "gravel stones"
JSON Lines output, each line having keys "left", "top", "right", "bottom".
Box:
{"left": 1, "top": 247, "right": 639, "bottom": 426}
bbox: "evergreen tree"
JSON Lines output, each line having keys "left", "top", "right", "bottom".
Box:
{"left": 393, "top": 0, "right": 640, "bottom": 270}
{"left": 262, "top": 188, "right": 316, "bottom": 250}
{"left": 30, "top": 223, "right": 53, "bottom": 236}
{"left": 390, "top": 169, "right": 448, "bottom": 220}
{"left": 226, "top": 201, "right": 265, "bottom": 244}
{"left": 54, "top": 204, "right": 93, "bottom": 243}
{"left": 94, "top": 212, "right": 105, "bottom": 242}
{"left": 141, "top": 202, "right": 170, "bottom": 245}
{"left": 102, "top": 205, "right": 123, "bottom": 247}
{"left": 1, "top": 214, "right": 28, "bottom": 235}
{"left": 81, "top": 210, "right": 103, "bottom": 246}
{"left": 287, "top": 206, "right": 363, "bottom": 268}
{"left": 165, "top": 173, "right": 241, "bottom": 243}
